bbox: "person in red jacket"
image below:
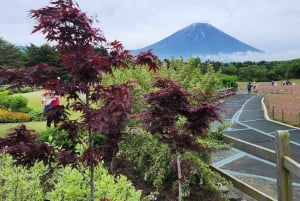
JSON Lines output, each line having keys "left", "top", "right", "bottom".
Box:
{"left": 46, "top": 91, "right": 61, "bottom": 127}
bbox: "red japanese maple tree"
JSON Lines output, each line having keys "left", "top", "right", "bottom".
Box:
{"left": 139, "top": 77, "right": 221, "bottom": 200}
{"left": 0, "top": 0, "right": 161, "bottom": 200}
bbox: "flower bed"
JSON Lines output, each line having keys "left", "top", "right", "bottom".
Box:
{"left": 0, "top": 109, "right": 31, "bottom": 123}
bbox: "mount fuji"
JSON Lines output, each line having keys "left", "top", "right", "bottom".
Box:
{"left": 130, "top": 23, "right": 263, "bottom": 60}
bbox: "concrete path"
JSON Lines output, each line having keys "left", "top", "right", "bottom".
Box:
{"left": 211, "top": 92, "right": 300, "bottom": 200}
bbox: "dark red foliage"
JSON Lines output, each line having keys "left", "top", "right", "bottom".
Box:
{"left": 107, "top": 40, "right": 133, "bottom": 68}
{"left": 57, "top": 150, "right": 77, "bottom": 166}
{"left": 139, "top": 77, "right": 221, "bottom": 199}
{"left": 30, "top": 0, "right": 105, "bottom": 50}
{"left": 0, "top": 0, "right": 161, "bottom": 172}
{"left": 100, "top": 198, "right": 110, "bottom": 201}
{"left": 140, "top": 77, "right": 221, "bottom": 149}
{"left": 58, "top": 120, "right": 81, "bottom": 139}
{"left": 80, "top": 147, "right": 104, "bottom": 166}
{"left": 135, "top": 50, "right": 162, "bottom": 72}
{"left": 0, "top": 125, "right": 56, "bottom": 167}
{"left": 0, "top": 64, "right": 58, "bottom": 89}
{"left": 181, "top": 103, "right": 221, "bottom": 137}
{"left": 141, "top": 77, "right": 221, "bottom": 146}
{"left": 172, "top": 160, "right": 195, "bottom": 179}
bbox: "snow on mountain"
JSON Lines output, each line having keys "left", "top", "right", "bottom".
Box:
{"left": 130, "top": 23, "right": 264, "bottom": 61}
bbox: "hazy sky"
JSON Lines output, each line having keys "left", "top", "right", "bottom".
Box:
{"left": 1, "top": 0, "right": 300, "bottom": 61}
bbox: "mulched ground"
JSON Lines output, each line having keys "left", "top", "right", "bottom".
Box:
{"left": 109, "top": 157, "right": 226, "bottom": 201}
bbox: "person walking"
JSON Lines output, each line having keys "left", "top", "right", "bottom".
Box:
{"left": 253, "top": 82, "right": 258, "bottom": 93}
{"left": 247, "top": 81, "right": 252, "bottom": 94}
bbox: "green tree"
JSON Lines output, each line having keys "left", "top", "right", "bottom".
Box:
{"left": 274, "top": 62, "right": 288, "bottom": 80}
{"left": 289, "top": 59, "right": 300, "bottom": 78}
{"left": 23, "top": 44, "right": 60, "bottom": 67}
{"left": 222, "top": 63, "right": 237, "bottom": 75}
{"left": 0, "top": 37, "right": 24, "bottom": 68}
{"left": 238, "top": 65, "right": 268, "bottom": 82}
{"left": 199, "top": 63, "right": 222, "bottom": 95}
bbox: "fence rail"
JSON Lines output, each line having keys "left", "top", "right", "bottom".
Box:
{"left": 211, "top": 130, "right": 299, "bottom": 201}
{"left": 216, "top": 87, "right": 236, "bottom": 98}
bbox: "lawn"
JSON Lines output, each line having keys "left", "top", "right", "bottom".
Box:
{"left": 0, "top": 122, "right": 47, "bottom": 137}
{"left": 21, "top": 90, "right": 45, "bottom": 112}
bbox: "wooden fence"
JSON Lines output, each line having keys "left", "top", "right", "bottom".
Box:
{"left": 211, "top": 130, "right": 299, "bottom": 201}
{"left": 216, "top": 87, "right": 236, "bottom": 98}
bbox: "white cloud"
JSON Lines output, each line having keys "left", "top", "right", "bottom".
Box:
{"left": 194, "top": 49, "right": 300, "bottom": 62}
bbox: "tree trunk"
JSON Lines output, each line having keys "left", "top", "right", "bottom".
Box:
{"left": 176, "top": 152, "right": 182, "bottom": 201}
{"left": 86, "top": 91, "right": 95, "bottom": 201}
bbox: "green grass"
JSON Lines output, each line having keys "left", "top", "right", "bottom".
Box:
{"left": 0, "top": 122, "right": 46, "bottom": 137}
{"left": 21, "top": 90, "right": 45, "bottom": 112}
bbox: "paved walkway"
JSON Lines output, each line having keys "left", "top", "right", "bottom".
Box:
{"left": 211, "top": 92, "right": 300, "bottom": 201}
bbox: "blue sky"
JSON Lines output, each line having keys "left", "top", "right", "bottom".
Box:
{"left": 1, "top": 0, "right": 300, "bottom": 61}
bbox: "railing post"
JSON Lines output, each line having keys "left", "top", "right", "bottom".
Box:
{"left": 275, "top": 130, "right": 293, "bottom": 201}
{"left": 298, "top": 112, "right": 300, "bottom": 128}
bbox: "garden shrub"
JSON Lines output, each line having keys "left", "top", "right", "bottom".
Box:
{"left": 182, "top": 151, "right": 230, "bottom": 199}
{"left": 29, "top": 110, "right": 46, "bottom": 121}
{"left": 37, "top": 128, "right": 108, "bottom": 151}
{"left": 10, "top": 95, "right": 29, "bottom": 112}
{"left": 46, "top": 163, "right": 141, "bottom": 201}
{"left": 0, "top": 109, "right": 31, "bottom": 123}
{"left": 0, "top": 153, "right": 141, "bottom": 201}
{"left": 0, "top": 95, "right": 11, "bottom": 110}
{"left": 10, "top": 87, "right": 34, "bottom": 94}
{"left": 37, "top": 128, "right": 80, "bottom": 150}
{"left": 221, "top": 75, "right": 238, "bottom": 90}
{"left": 0, "top": 154, "right": 46, "bottom": 201}
{"left": 0, "top": 94, "right": 31, "bottom": 112}
{"left": 120, "top": 125, "right": 231, "bottom": 199}
{"left": 119, "top": 130, "right": 172, "bottom": 190}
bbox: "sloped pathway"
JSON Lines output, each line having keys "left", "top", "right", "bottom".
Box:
{"left": 212, "top": 92, "right": 300, "bottom": 200}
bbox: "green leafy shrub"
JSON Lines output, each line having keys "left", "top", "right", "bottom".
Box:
{"left": 0, "top": 94, "right": 31, "bottom": 112}
{"left": 0, "top": 95, "right": 11, "bottom": 110}
{"left": 120, "top": 125, "right": 231, "bottom": 199}
{"left": 10, "top": 95, "right": 29, "bottom": 112}
{"left": 0, "top": 109, "right": 31, "bottom": 123}
{"left": 29, "top": 110, "right": 46, "bottom": 121}
{"left": 10, "top": 87, "right": 34, "bottom": 94}
{"left": 46, "top": 163, "right": 141, "bottom": 201}
{"left": 37, "top": 128, "right": 79, "bottom": 150}
{"left": 119, "top": 130, "right": 172, "bottom": 190}
{"left": 182, "top": 151, "right": 230, "bottom": 199}
{"left": 221, "top": 75, "right": 238, "bottom": 90}
{"left": 0, "top": 153, "right": 141, "bottom": 201}
{"left": 0, "top": 154, "right": 46, "bottom": 201}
